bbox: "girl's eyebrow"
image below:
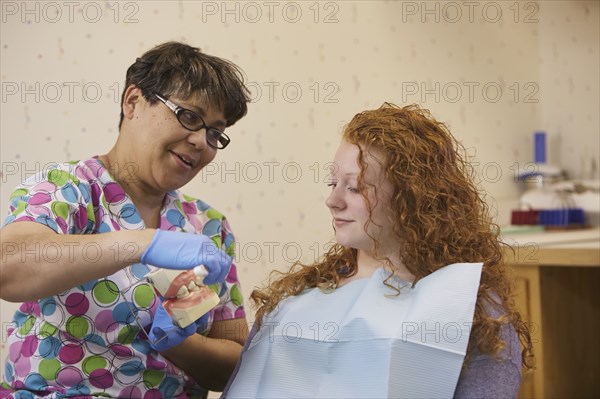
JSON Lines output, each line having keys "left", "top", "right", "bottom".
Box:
{"left": 328, "top": 170, "right": 359, "bottom": 178}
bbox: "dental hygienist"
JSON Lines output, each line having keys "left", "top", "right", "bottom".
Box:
{"left": 0, "top": 41, "right": 250, "bottom": 399}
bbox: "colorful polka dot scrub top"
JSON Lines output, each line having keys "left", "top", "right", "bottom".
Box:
{"left": 0, "top": 158, "right": 245, "bottom": 399}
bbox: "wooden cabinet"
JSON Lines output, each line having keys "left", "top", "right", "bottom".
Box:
{"left": 503, "top": 229, "right": 600, "bottom": 398}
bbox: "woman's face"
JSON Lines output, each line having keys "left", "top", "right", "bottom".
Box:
{"left": 325, "top": 140, "right": 395, "bottom": 254}
{"left": 121, "top": 88, "right": 225, "bottom": 193}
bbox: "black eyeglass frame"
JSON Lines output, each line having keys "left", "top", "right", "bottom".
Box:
{"left": 154, "top": 93, "right": 230, "bottom": 149}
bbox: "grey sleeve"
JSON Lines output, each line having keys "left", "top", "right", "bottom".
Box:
{"left": 453, "top": 316, "right": 523, "bottom": 398}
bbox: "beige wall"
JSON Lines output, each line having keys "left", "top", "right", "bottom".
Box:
{"left": 1, "top": 0, "right": 598, "bottom": 387}
{"left": 538, "top": 1, "right": 599, "bottom": 179}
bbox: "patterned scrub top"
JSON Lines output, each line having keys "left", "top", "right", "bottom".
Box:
{"left": 0, "top": 158, "right": 246, "bottom": 399}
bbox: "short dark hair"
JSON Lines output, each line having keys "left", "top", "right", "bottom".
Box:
{"left": 119, "top": 41, "right": 250, "bottom": 129}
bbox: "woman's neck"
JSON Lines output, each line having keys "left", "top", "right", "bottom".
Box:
{"left": 97, "top": 151, "right": 164, "bottom": 228}
{"left": 337, "top": 251, "right": 380, "bottom": 286}
{"left": 354, "top": 249, "right": 415, "bottom": 283}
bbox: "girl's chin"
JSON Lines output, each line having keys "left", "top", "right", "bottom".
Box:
{"left": 334, "top": 236, "right": 363, "bottom": 250}
{"left": 334, "top": 236, "right": 379, "bottom": 253}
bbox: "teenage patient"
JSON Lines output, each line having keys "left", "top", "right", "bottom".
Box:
{"left": 223, "top": 103, "right": 533, "bottom": 398}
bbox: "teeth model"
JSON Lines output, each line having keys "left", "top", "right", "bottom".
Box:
{"left": 147, "top": 264, "right": 220, "bottom": 328}
{"left": 163, "top": 286, "right": 220, "bottom": 328}
{"left": 177, "top": 285, "right": 190, "bottom": 298}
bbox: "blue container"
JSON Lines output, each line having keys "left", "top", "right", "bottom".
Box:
{"left": 538, "top": 208, "right": 585, "bottom": 226}
{"left": 534, "top": 131, "right": 547, "bottom": 164}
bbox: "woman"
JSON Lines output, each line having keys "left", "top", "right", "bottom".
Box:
{"left": 0, "top": 42, "right": 250, "bottom": 399}
{"left": 224, "top": 103, "right": 533, "bottom": 398}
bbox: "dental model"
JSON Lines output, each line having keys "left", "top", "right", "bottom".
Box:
{"left": 147, "top": 265, "right": 220, "bottom": 328}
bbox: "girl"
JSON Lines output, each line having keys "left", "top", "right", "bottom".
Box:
{"left": 224, "top": 103, "right": 533, "bottom": 398}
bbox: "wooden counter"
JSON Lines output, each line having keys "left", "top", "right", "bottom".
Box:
{"left": 502, "top": 227, "right": 600, "bottom": 398}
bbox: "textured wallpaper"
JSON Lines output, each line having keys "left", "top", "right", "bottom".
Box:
{"left": 1, "top": 0, "right": 598, "bottom": 385}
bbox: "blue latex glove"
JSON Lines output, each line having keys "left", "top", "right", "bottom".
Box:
{"left": 141, "top": 230, "right": 231, "bottom": 285}
{"left": 148, "top": 302, "right": 210, "bottom": 352}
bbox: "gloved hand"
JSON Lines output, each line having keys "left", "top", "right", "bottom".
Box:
{"left": 148, "top": 302, "right": 210, "bottom": 352}
{"left": 141, "top": 230, "right": 231, "bottom": 285}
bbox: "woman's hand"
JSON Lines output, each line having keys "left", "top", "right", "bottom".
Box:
{"left": 141, "top": 230, "right": 231, "bottom": 285}
{"left": 149, "top": 302, "right": 210, "bottom": 352}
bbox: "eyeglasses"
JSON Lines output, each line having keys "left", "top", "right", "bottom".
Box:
{"left": 154, "top": 93, "right": 230, "bottom": 149}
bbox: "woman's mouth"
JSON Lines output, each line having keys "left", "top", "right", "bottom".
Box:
{"left": 171, "top": 151, "right": 194, "bottom": 169}
{"left": 333, "top": 218, "right": 352, "bottom": 226}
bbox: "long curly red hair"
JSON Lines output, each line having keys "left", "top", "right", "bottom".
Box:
{"left": 251, "top": 103, "right": 533, "bottom": 371}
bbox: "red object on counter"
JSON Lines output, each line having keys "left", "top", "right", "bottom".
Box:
{"left": 511, "top": 210, "right": 539, "bottom": 225}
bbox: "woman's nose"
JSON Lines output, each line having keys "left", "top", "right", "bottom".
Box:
{"left": 326, "top": 187, "right": 344, "bottom": 210}
{"left": 186, "top": 128, "right": 210, "bottom": 150}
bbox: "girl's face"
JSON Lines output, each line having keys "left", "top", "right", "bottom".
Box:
{"left": 326, "top": 140, "right": 396, "bottom": 254}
